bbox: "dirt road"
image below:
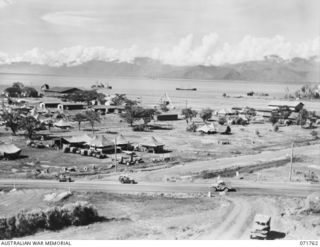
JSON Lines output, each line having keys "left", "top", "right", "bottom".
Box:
{"left": 0, "top": 179, "right": 319, "bottom": 197}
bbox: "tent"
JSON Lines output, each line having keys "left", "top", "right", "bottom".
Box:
{"left": 0, "top": 144, "right": 21, "bottom": 159}
{"left": 64, "top": 134, "right": 93, "bottom": 144}
{"left": 197, "top": 123, "right": 217, "bottom": 134}
{"left": 141, "top": 136, "right": 164, "bottom": 153}
{"left": 113, "top": 134, "right": 132, "bottom": 150}
{"left": 217, "top": 108, "right": 233, "bottom": 115}
{"left": 87, "top": 135, "right": 114, "bottom": 153}
{"left": 53, "top": 119, "right": 73, "bottom": 128}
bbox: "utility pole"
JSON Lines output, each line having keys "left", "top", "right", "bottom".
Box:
{"left": 289, "top": 142, "right": 294, "bottom": 181}
{"left": 114, "top": 137, "right": 117, "bottom": 173}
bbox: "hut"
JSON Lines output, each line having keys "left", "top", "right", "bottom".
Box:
{"left": 53, "top": 119, "right": 73, "bottom": 129}
{"left": 87, "top": 135, "right": 114, "bottom": 153}
{"left": 140, "top": 136, "right": 164, "bottom": 153}
{"left": 0, "top": 144, "right": 21, "bottom": 159}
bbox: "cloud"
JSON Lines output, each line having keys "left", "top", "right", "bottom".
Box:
{"left": 41, "top": 11, "right": 98, "bottom": 27}
{"left": 158, "top": 34, "right": 320, "bottom": 66}
{"left": 0, "top": 34, "right": 319, "bottom": 66}
{"left": 0, "top": 0, "right": 13, "bottom": 8}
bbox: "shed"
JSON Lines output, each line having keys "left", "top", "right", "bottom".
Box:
{"left": 0, "top": 144, "right": 21, "bottom": 159}
{"left": 268, "top": 101, "right": 304, "bottom": 112}
{"left": 157, "top": 114, "right": 178, "bottom": 121}
{"left": 39, "top": 101, "right": 61, "bottom": 110}
{"left": 140, "top": 136, "right": 164, "bottom": 153}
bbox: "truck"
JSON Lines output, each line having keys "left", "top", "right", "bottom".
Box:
{"left": 210, "top": 180, "right": 235, "bottom": 192}
{"left": 250, "top": 214, "right": 271, "bottom": 240}
{"left": 58, "top": 174, "right": 74, "bottom": 182}
{"left": 119, "top": 175, "right": 137, "bottom": 184}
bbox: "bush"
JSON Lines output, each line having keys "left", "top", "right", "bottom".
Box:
{"left": 218, "top": 117, "right": 227, "bottom": 125}
{"left": 0, "top": 201, "right": 100, "bottom": 240}
{"left": 304, "top": 192, "right": 320, "bottom": 214}
{"left": 186, "top": 122, "right": 197, "bottom": 132}
{"left": 273, "top": 124, "right": 279, "bottom": 132}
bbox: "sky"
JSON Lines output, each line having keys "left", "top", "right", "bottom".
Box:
{"left": 0, "top": 0, "right": 319, "bottom": 66}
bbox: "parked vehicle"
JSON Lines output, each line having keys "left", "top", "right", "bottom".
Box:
{"left": 119, "top": 175, "right": 137, "bottom": 184}
{"left": 210, "top": 180, "right": 236, "bottom": 192}
{"left": 250, "top": 214, "right": 271, "bottom": 240}
{"left": 58, "top": 174, "right": 74, "bottom": 182}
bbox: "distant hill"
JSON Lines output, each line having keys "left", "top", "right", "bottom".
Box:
{"left": 0, "top": 55, "right": 319, "bottom": 83}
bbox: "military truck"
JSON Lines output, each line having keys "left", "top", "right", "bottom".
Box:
{"left": 250, "top": 214, "right": 271, "bottom": 240}
{"left": 210, "top": 180, "right": 235, "bottom": 192}
{"left": 119, "top": 175, "right": 137, "bottom": 184}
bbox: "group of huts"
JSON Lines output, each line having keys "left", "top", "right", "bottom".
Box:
{"left": 55, "top": 134, "right": 165, "bottom": 157}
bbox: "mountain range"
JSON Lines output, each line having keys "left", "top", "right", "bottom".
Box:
{"left": 0, "top": 55, "right": 319, "bottom": 83}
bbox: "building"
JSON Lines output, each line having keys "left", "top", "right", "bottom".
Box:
{"left": 39, "top": 101, "right": 61, "bottom": 110}
{"left": 92, "top": 105, "right": 124, "bottom": 115}
{"left": 57, "top": 103, "right": 86, "bottom": 111}
{"left": 268, "top": 101, "right": 304, "bottom": 112}
{"left": 43, "top": 87, "right": 81, "bottom": 97}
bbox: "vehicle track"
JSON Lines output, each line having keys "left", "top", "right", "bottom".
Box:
{"left": 198, "top": 197, "right": 253, "bottom": 239}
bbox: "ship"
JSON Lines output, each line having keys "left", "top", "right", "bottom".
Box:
{"left": 176, "top": 87, "right": 197, "bottom": 91}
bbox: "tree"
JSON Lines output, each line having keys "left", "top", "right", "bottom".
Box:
{"left": 278, "top": 106, "right": 291, "bottom": 120}
{"left": 20, "top": 116, "right": 41, "bottom": 139}
{"left": 85, "top": 110, "right": 100, "bottom": 134}
{"left": 21, "top": 87, "right": 38, "bottom": 97}
{"left": 74, "top": 113, "right": 87, "bottom": 131}
{"left": 111, "top": 94, "right": 127, "bottom": 106}
{"left": 120, "top": 105, "right": 158, "bottom": 127}
{"left": 181, "top": 108, "right": 197, "bottom": 124}
{"left": 12, "top": 82, "right": 24, "bottom": 90}
{"left": 297, "top": 109, "right": 309, "bottom": 127}
{"left": 199, "top": 108, "right": 213, "bottom": 123}
{"left": 270, "top": 110, "right": 280, "bottom": 125}
{"left": 159, "top": 102, "right": 169, "bottom": 112}
{"left": 1, "top": 110, "right": 21, "bottom": 135}
{"left": 63, "top": 90, "right": 106, "bottom": 105}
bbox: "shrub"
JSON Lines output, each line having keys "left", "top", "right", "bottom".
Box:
{"left": 218, "top": 117, "right": 227, "bottom": 125}
{"left": 311, "top": 130, "right": 318, "bottom": 139}
{"left": 273, "top": 124, "right": 279, "bottom": 132}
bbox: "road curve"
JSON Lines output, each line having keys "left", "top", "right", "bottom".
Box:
{"left": 0, "top": 179, "right": 319, "bottom": 197}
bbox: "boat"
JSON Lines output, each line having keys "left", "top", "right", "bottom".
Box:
{"left": 91, "top": 81, "right": 104, "bottom": 89}
{"left": 91, "top": 81, "right": 112, "bottom": 89}
{"left": 176, "top": 87, "right": 197, "bottom": 91}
